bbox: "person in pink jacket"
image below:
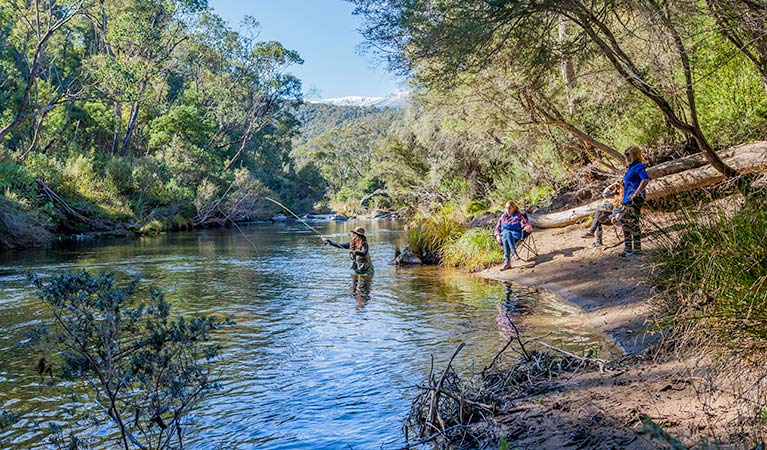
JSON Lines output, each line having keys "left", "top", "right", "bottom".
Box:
{"left": 494, "top": 200, "right": 533, "bottom": 270}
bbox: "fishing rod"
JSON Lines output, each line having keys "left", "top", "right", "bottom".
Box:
{"left": 263, "top": 197, "right": 325, "bottom": 238}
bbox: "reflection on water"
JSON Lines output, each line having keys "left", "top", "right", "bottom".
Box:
{"left": 351, "top": 274, "right": 373, "bottom": 308}
{"left": 0, "top": 222, "right": 620, "bottom": 449}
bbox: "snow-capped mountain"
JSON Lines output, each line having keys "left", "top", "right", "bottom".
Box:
{"left": 311, "top": 89, "right": 410, "bottom": 109}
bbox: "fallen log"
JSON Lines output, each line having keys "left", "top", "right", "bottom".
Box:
{"left": 37, "top": 179, "right": 112, "bottom": 231}
{"left": 360, "top": 189, "right": 390, "bottom": 207}
{"left": 528, "top": 141, "right": 767, "bottom": 228}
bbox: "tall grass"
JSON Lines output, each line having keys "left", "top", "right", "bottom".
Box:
{"left": 405, "top": 211, "right": 465, "bottom": 259}
{"left": 442, "top": 227, "right": 504, "bottom": 272}
{"left": 653, "top": 199, "right": 767, "bottom": 353}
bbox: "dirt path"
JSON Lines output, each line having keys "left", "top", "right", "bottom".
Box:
{"left": 472, "top": 222, "right": 741, "bottom": 449}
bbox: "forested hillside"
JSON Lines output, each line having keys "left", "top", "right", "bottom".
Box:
{"left": 291, "top": 102, "right": 403, "bottom": 210}
{"left": 292, "top": 102, "right": 400, "bottom": 144}
{"left": 2, "top": 0, "right": 766, "bottom": 249}
{"left": 0, "top": 0, "right": 319, "bottom": 247}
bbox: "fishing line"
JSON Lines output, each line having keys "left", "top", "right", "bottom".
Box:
{"left": 263, "top": 197, "right": 325, "bottom": 239}
{"left": 211, "top": 193, "right": 261, "bottom": 254}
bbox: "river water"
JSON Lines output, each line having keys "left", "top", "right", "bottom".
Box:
{"left": 0, "top": 221, "right": 620, "bottom": 449}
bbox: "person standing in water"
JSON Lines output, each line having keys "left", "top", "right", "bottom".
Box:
{"left": 323, "top": 227, "right": 373, "bottom": 274}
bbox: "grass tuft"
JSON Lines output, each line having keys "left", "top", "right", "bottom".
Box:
{"left": 405, "top": 211, "right": 465, "bottom": 259}
{"left": 442, "top": 227, "right": 504, "bottom": 272}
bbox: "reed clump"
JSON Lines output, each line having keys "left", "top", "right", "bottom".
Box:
{"left": 442, "top": 227, "right": 503, "bottom": 272}
{"left": 405, "top": 211, "right": 465, "bottom": 262}
{"left": 652, "top": 197, "right": 767, "bottom": 353}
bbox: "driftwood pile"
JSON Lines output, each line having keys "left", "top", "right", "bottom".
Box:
{"left": 403, "top": 320, "right": 608, "bottom": 449}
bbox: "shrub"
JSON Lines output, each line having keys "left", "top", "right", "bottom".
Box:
{"left": 0, "top": 162, "right": 37, "bottom": 201}
{"left": 442, "top": 227, "right": 504, "bottom": 271}
{"left": 466, "top": 198, "right": 490, "bottom": 215}
{"left": 29, "top": 271, "right": 231, "bottom": 450}
{"left": 336, "top": 186, "right": 361, "bottom": 203}
{"left": 490, "top": 169, "right": 556, "bottom": 208}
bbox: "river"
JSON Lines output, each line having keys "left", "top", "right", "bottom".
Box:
{"left": 0, "top": 221, "right": 620, "bottom": 449}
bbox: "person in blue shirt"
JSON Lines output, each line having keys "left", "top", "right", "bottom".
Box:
{"left": 620, "top": 146, "right": 651, "bottom": 256}
{"left": 493, "top": 200, "right": 533, "bottom": 270}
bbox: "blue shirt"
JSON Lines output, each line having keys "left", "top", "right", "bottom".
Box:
{"left": 622, "top": 162, "right": 650, "bottom": 204}
{"left": 495, "top": 211, "right": 529, "bottom": 234}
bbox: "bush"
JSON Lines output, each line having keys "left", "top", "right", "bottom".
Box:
{"left": 466, "top": 198, "right": 490, "bottom": 215}
{"left": 0, "top": 162, "right": 37, "bottom": 201}
{"left": 442, "top": 227, "right": 504, "bottom": 271}
{"left": 653, "top": 199, "right": 767, "bottom": 353}
{"left": 30, "top": 271, "right": 231, "bottom": 450}
{"left": 490, "top": 169, "right": 556, "bottom": 208}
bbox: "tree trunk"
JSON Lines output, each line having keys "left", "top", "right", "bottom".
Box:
{"left": 527, "top": 142, "right": 767, "bottom": 228}
{"left": 112, "top": 102, "right": 122, "bottom": 154}
{"left": 562, "top": 1, "right": 739, "bottom": 178}
{"left": 558, "top": 17, "right": 577, "bottom": 112}
{"left": 119, "top": 101, "right": 140, "bottom": 156}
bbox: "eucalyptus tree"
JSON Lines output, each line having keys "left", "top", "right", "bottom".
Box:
{"left": 164, "top": 14, "right": 304, "bottom": 223}
{"left": 351, "top": 0, "right": 742, "bottom": 178}
{"left": 84, "top": 0, "right": 208, "bottom": 156}
{"left": 0, "top": 0, "right": 86, "bottom": 147}
{"left": 351, "top": 0, "right": 626, "bottom": 165}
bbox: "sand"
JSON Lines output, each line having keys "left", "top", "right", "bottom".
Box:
{"left": 471, "top": 222, "right": 746, "bottom": 449}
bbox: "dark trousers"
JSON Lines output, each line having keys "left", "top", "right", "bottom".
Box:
{"left": 621, "top": 202, "right": 642, "bottom": 252}
{"left": 589, "top": 210, "right": 611, "bottom": 245}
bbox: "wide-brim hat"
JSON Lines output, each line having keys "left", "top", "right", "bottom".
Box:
{"left": 350, "top": 227, "right": 366, "bottom": 236}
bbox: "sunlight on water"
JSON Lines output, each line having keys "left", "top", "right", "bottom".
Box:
{"left": 0, "top": 222, "right": 619, "bottom": 449}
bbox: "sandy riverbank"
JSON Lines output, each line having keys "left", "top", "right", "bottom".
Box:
{"left": 467, "top": 221, "right": 745, "bottom": 449}
{"left": 479, "top": 222, "right": 655, "bottom": 354}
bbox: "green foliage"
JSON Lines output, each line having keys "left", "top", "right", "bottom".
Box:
{"left": 442, "top": 227, "right": 504, "bottom": 272}
{"left": 466, "top": 199, "right": 490, "bottom": 215}
{"left": 653, "top": 200, "right": 767, "bottom": 352}
{"left": 30, "top": 271, "right": 231, "bottom": 450}
{"left": 0, "top": 162, "right": 37, "bottom": 200}
{"left": 490, "top": 169, "right": 556, "bottom": 208}
{"left": 148, "top": 103, "right": 216, "bottom": 149}
{"left": 405, "top": 211, "right": 465, "bottom": 258}
{"left": 336, "top": 186, "right": 360, "bottom": 203}
{"left": 696, "top": 39, "right": 767, "bottom": 148}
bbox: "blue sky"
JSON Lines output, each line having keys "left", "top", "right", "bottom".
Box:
{"left": 208, "top": 0, "right": 403, "bottom": 100}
